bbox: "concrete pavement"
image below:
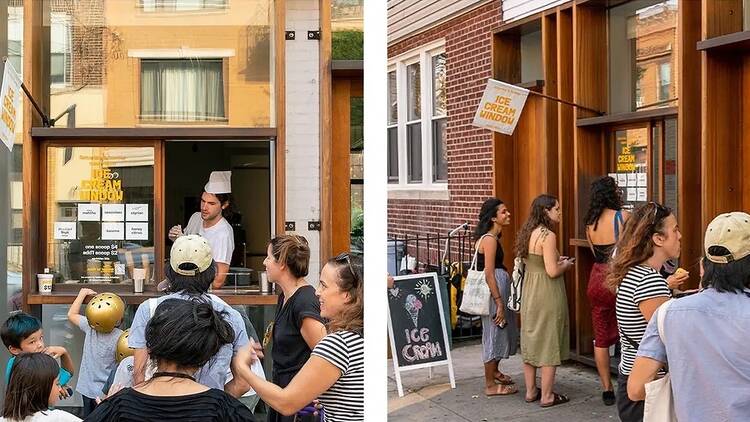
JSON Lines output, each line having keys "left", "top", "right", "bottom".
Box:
{"left": 388, "top": 340, "right": 620, "bottom": 421}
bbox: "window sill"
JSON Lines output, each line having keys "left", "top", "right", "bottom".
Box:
{"left": 387, "top": 185, "right": 450, "bottom": 201}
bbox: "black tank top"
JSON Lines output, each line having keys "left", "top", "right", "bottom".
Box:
{"left": 590, "top": 210, "right": 623, "bottom": 264}
{"left": 477, "top": 237, "right": 506, "bottom": 271}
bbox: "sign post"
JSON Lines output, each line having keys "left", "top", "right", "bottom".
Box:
{"left": 0, "top": 60, "right": 22, "bottom": 152}
{"left": 387, "top": 272, "right": 455, "bottom": 397}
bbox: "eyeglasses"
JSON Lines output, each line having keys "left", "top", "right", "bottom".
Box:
{"left": 647, "top": 201, "right": 669, "bottom": 229}
{"left": 335, "top": 252, "right": 361, "bottom": 287}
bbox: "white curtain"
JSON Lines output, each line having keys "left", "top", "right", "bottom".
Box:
{"left": 141, "top": 59, "right": 225, "bottom": 122}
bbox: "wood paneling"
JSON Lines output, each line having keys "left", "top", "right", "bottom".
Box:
{"left": 572, "top": 3, "right": 607, "bottom": 357}
{"left": 27, "top": 293, "right": 279, "bottom": 306}
{"left": 543, "top": 14, "right": 559, "bottom": 199}
{"left": 320, "top": 0, "right": 333, "bottom": 263}
{"left": 492, "top": 32, "right": 521, "bottom": 267}
{"left": 331, "top": 78, "right": 355, "bottom": 255}
{"left": 22, "top": 0, "right": 44, "bottom": 312}
{"left": 702, "top": 0, "right": 742, "bottom": 39}
{"left": 275, "top": 0, "right": 286, "bottom": 236}
{"left": 678, "top": 0, "right": 703, "bottom": 289}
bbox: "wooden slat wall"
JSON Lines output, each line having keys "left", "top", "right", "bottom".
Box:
{"left": 571, "top": 2, "right": 607, "bottom": 357}
{"left": 701, "top": 0, "right": 743, "bottom": 229}
{"left": 22, "top": 0, "right": 44, "bottom": 313}
{"left": 492, "top": 32, "right": 520, "bottom": 269}
{"left": 331, "top": 77, "right": 354, "bottom": 255}
{"left": 678, "top": 0, "right": 703, "bottom": 289}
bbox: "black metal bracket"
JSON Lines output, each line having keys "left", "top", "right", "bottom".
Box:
{"left": 285, "top": 221, "right": 296, "bottom": 231}
{"left": 285, "top": 31, "right": 296, "bottom": 41}
{"left": 308, "top": 221, "right": 321, "bottom": 231}
{"left": 307, "top": 30, "right": 321, "bottom": 40}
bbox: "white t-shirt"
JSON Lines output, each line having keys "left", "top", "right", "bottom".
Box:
{"left": 0, "top": 409, "right": 81, "bottom": 421}
{"left": 184, "top": 212, "right": 235, "bottom": 265}
{"left": 112, "top": 355, "right": 135, "bottom": 388}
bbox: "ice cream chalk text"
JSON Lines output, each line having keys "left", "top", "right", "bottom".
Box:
{"left": 402, "top": 328, "right": 443, "bottom": 363}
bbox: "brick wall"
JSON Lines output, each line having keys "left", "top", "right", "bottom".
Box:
{"left": 388, "top": 1, "right": 501, "bottom": 245}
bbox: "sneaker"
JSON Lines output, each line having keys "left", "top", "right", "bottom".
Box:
{"left": 602, "top": 390, "right": 615, "bottom": 406}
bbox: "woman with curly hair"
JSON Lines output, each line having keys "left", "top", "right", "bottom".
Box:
{"left": 514, "top": 194, "right": 575, "bottom": 408}
{"left": 474, "top": 198, "right": 518, "bottom": 396}
{"left": 607, "top": 201, "right": 680, "bottom": 422}
{"left": 583, "top": 176, "right": 630, "bottom": 405}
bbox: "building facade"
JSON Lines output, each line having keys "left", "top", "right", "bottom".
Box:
{"left": 388, "top": 0, "right": 750, "bottom": 365}
{"left": 0, "top": 0, "right": 362, "bottom": 406}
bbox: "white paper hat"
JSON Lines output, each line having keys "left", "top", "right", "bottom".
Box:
{"left": 204, "top": 171, "right": 232, "bottom": 194}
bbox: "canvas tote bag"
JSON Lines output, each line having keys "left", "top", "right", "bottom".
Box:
{"left": 643, "top": 299, "right": 678, "bottom": 422}
{"left": 459, "top": 234, "right": 493, "bottom": 316}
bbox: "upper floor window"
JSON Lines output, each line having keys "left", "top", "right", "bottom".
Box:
{"left": 609, "top": 0, "right": 678, "bottom": 114}
{"left": 140, "top": 59, "right": 226, "bottom": 123}
{"left": 387, "top": 43, "right": 447, "bottom": 190}
{"left": 139, "top": 0, "right": 227, "bottom": 12}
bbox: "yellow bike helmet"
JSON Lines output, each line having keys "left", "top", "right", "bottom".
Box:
{"left": 115, "top": 329, "right": 134, "bottom": 362}
{"left": 86, "top": 292, "right": 125, "bottom": 333}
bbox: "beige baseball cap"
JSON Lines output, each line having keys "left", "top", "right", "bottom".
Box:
{"left": 170, "top": 235, "right": 214, "bottom": 276}
{"left": 704, "top": 212, "right": 750, "bottom": 264}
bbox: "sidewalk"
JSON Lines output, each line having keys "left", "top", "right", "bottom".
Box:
{"left": 388, "top": 340, "right": 620, "bottom": 421}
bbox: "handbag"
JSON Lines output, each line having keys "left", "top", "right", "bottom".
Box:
{"left": 458, "top": 234, "right": 493, "bottom": 316}
{"left": 507, "top": 257, "right": 525, "bottom": 312}
{"left": 643, "top": 299, "right": 677, "bottom": 422}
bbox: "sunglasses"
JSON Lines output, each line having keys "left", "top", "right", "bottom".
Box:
{"left": 647, "top": 201, "right": 669, "bottom": 230}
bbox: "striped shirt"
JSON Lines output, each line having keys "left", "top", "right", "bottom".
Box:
{"left": 615, "top": 265, "right": 671, "bottom": 376}
{"left": 311, "top": 331, "right": 364, "bottom": 422}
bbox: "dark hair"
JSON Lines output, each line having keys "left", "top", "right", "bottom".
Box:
{"left": 701, "top": 252, "right": 750, "bottom": 293}
{"left": 1, "top": 313, "right": 42, "bottom": 349}
{"left": 475, "top": 198, "right": 504, "bottom": 238}
{"left": 325, "top": 253, "right": 364, "bottom": 335}
{"left": 2, "top": 353, "right": 59, "bottom": 420}
{"left": 164, "top": 261, "right": 217, "bottom": 295}
{"left": 584, "top": 176, "right": 623, "bottom": 229}
{"left": 514, "top": 194, "right": 559, "bottom": 258}
{"left": 270, "top": 234, "right": 311, "bottom": 278}
{"left": 607, "top": 202, "right": 672, "bottom": 291}
{"left": 146, "top": 299, "right": 235, "bottom": 370}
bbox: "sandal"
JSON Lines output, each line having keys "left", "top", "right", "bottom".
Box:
{"left": 524, "top": 388, "right": 541, "bottom": 403}
{"left": 485, "top": 383, "right": 518, "bottom": 396}
{"left": 540, "top": 393, "right": 569, "bottom": 408}
{"left": 494, "top": 372, "right": 514, "bottom": 385}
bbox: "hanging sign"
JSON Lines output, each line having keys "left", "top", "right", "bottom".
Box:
{"left": 0, "top": 60, "right": 22, "bottom": 152}
{"left": 387, "top": 273, "right": 455, "bottom": 397}
{"left": 472, "top": 79, "right": 530, "bottom": 135}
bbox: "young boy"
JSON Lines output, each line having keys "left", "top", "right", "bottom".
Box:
{"left": 1, "top": 312, "right": 75, "bottom": 398}
{"left": 67, "top": 288, "right": 123, "bottom": 417}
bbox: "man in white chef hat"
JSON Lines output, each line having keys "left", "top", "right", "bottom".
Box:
{"left": 168, "top": 171, "right": 235, "bottom": 289}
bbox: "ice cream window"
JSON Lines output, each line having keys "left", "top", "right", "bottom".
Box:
{"left": 607, "top": 118, "right": 678, "bottom": 216}
{"left": 43, "top": 145, "right": 157, "bottom": 291}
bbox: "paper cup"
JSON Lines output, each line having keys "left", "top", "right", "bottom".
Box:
{"left": 133, "top": 268, "right": 146, "bottom": 293}
{"left": 37, "top": 274, "right": 54, "bottom": 294}
{"left": 133, "top": 278, "right": 144, "bottom": 293}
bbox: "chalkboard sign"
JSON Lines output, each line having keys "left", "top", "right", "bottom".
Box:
{"left": 387, "top": 273, "right": 455, "bottom": 397}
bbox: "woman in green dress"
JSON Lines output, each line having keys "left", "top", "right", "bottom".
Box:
{"left": 514, "top": 194, "right": 575, "bottom": 408}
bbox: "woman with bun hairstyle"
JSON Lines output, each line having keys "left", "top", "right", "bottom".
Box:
{"left": 85, "top": 299, "right": 255, "bottom": 421}
{"left": 606, "top": 201, "right": 680, "bottom": 422}
{"left": 474, "top": 198, "right": 518, "bottom": 396}
{"left": 233, "top": 253, "right": 364, "bottom": 421}
{"left": 262, "top": 234, "right": 327, "bottom": 422}
{"left": 1, "top": 353, "right": 81, "bottom": 421}
{"left": 583, "top": 176, "right": 630, "bottom": 405}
